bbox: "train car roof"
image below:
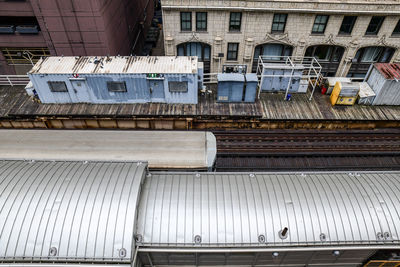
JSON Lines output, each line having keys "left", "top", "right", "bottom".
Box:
{"left": 0, "top": 130, "right": 216, "bottom": 170}
{"left": 136, "top": 171, "right": 400, "bottom": 249}
{"left": 0, "top": 160, "right": 147, "bottom": 263}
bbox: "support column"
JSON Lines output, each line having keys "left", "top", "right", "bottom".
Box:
{"left": 164, "top": 35, "right": 175, "bottom": 56}
{"left": 243, "top": 38, "right": 254, "bottom": 72}
{"left": 337, "top": 40, "right": 359, "bottom": 77}
{"left": 212, "top": 36, "right": 223, "bottom": 73}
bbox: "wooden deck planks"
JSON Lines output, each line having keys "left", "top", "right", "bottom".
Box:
{"left": 1, "top": 85, "right": 400, "bottom": 121}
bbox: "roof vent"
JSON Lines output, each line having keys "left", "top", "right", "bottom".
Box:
{"left": 384, "top": 232, "right": 391, "bottom": 240}
{"left": 258, "top": 234, "right": 265, "bottom": 243}
{"left": 135, "top": 234, "right": 143, "bottom": 243}
{"left": 194, "top": 235, "right": 202, "bottom": 244}
{"left": 49, "top": 247, "right": 57, "bottom": 256}
{"left": 320, "top": 233, "right": 327, "bottom": 242}
{"left": 119, "top": 248, "right": 127, "bottom": 258}
{"left": 279, "top": 227, "right": 288, "bottom": 239}
{"left": 377, "top": 232, "right": 384, "bottom": 240}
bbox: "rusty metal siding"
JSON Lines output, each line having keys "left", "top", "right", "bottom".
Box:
{"left": 0, "top": 160, "right": 147, "bottom": 263}
{"left": 136, "top": 172, "right": 400, "bottom": 248}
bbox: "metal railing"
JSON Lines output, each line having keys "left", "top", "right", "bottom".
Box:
{"left": 364, "top": 260, "right": 400, "bottom": 267}
{"left": 203, "top": 73, "right": 218, "bottom": 84}
{"left": 0, "top": 75, "right": 30, "bottom": 86}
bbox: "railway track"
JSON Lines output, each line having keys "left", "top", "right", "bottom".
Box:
{"left": 213, "top": 130, "right": 400, "bottom": 171}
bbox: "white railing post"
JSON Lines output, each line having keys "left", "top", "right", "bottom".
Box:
{"left": 6, "top": 76, "right": 12, "bottom": 86}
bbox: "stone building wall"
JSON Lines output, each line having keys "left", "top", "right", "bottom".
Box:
{"left": 162, "top": 0, "right": 400, "bottom": 76}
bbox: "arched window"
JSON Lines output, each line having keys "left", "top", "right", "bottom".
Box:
{"left": 252, "top": 43, "right": 293, "bottom": 72}
{"left": 177, "top": 42, "right": 211, "bottom": 73}
{"left": 305, "top": 45, "right": 344, "bottom": 77}
{"left": 347, "top": 46, "right": 395, "bottom": 77}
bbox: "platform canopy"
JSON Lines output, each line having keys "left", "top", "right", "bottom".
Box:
{"left": 136, "top": 172, "right": 400, "bottom": 249}
{"left": 0, "top": 160, "right": 147, "bottom": 264}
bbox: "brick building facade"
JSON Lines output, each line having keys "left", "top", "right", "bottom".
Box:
{"left": 0, "top": 0, "right": 154, "bottom": 75}
{"left": 162, "top": 0, "right": 400, "bottom": 77}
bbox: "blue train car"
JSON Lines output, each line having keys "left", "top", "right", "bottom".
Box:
{"left": 27, "top": 56, "right": 201, "bottom": 104}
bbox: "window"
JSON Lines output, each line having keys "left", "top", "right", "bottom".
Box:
{"left": 180, "top": 12, "right": 192, "bottom": 31}
{"left": 339, "top": 16, "right": 357, "bottom": 35}
{"left": 271, "top": 14, "right": 287, "bottom": 33}
{"left": 392, "top": 20, "right": 400, "bottom": 36}
{"left": 196, "top": 12, "right": 207, "bottom": 31}
{"left": 227, "top": 43, "right": 239, "bottom": 60}
{"left": 312, "top": 15, "right": 329, "bottom": 34}
{"left": 365, "top": 16, "right": 385, "bottom": 35}
{"left": 229, "top": 12, "right": 242, "bottom": 31}
{"left": 169, "top": 81, "right": 188, "bottom": 92}
{"left": 48, "top": 81, "right": 68, "bottom": 92}
{"left": 107, "top": 81, "right": 127, "bottom": 92}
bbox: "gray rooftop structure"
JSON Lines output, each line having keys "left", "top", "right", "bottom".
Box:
{"left": 0, "top": 160, "right": 147, "bottom": 264}
{"left": 1, "top": 161, "right": 400, "bottom": 267}
{"left": 136, "top": 172, "right": 400, "bottom": 248}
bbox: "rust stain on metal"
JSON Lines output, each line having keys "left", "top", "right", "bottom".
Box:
{"left": 375, "top": 63, "right": 400, "bottom": 80}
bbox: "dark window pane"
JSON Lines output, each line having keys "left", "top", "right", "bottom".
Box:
{"left": 107, "top": 81, "right": 127, "bottom": 92}
{"left": 339, "top": 16, "right": 357, "bottom": 35}
{"left": 48, "top": 81, "right": 67, "bottom": 92}
{"left": 271, "top": 14, "right": 287, "bottom": 33}
{"left": 229, "top": 12, "right": 242, "bottom": 31}
{"left": 392, "top": 20, "right": 400, "bottom": 35}
{"left": 366, "top": 16, "right": 384, "bottom": 35}
{"left": 180, "top": 12, "right": 192, "bottom": 31}
{"left": 312, "top": 15, "right": 329, "bottom": 34}
{"left": 196, "top": 12, "right": 207, "bottom": 31}
{"left": 227, "top": 43, "right": 239, "bottom": 60}
{"left": 169, "top": 81, "right": 188, "bottom": 92}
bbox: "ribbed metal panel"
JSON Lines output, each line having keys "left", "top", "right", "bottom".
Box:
{"left": 136, "top": 172, "right": 400, "bottom": 247}
{"left": 0, "top": 160, "right": 147, "bottom": 263}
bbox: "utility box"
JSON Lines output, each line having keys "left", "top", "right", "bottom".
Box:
{"left": 27, "top": 56, "right": 201, "bottom": 104}
{"left": 358, "top": 82, "right": 376, "bottom": 105}
{"left": 330, "top": 81, "right": 359, "bottom": 106}
{"left": 259, "top": 63, "right": 304, "bottom": 92}
{"left": 217, "top": 73, "right": 258, "bottom": 103}
{"left": 365, "top": 63, "right": 400, "bottom": 105}
{"left": 326, "top": 77, "right": 351, "bottom": 95}
{"left": 244, "top": 73, "right": 258, "bottom": 102}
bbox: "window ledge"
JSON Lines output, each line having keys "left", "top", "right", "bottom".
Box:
{"left": 363, "top": 34, "right": 379, "bottom": 37}
{"left": 227, "top": 31, "right": 242, "bottom": 33}
{"left": 337, "top": 33, "right": 352, "bottom": 37}
{"left": 390, "top": 34, "right": 400, "bottom": 38}
{"left": 195, "top": 31, "right": 208, "bottom": 33}
{"left": 310, "top": 33, "right": 325, "bottom": 36}
{"left": 225, "top": 60, "right": 239, "bottom": 63}
{"left": 271, "top": 31, "right": 285, "bottom": 35}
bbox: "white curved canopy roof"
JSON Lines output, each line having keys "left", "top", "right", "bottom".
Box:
{"left": 136, "top": 172, "right": 400, "bottom": 248}
{"left": 0, "top": 160, "right": 147, "bottom": 263}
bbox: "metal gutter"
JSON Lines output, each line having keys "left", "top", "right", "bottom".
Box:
{"left": 162, "top": 5, "right": 400, "bottom": 15}
{"left": 138, "top": 245, "right": 400, "bottom": 253}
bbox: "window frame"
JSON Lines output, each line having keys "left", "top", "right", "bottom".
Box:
{"left": 168, "top": 81, "right": 188, "bottom": 93}
{"left": 365, "top": 16, "right": 385, "bottom": 36}
{"left": 229, "top": 12, "right": 242, "bottom": 32}
{"left": 196, "top": 12, "right": 207, "bottom": 31}
{"left": 339, "top": 16, "right": 357, "bottom": 35}
{"left": 271, "top": 13, "right": 288, "bottom": 33}
{"left": 107, "top": 81, "right": 127, "bottom": 92}
{"left": 227, "top": 42, "right": 239, "bottom": 61}
{"left": 392, "top": 19, "right": 400, "bottom": 36}
{"left": 180, "top": 12, "right": 192, "bottom": 32}
{"left": 48, "top": 81, "right": 68, "bottom": 92}
{"left": 312, "top": 15, "right": 329, "bottom": 34}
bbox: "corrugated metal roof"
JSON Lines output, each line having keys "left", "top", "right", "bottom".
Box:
{"left": 136, "top": 172, "right": 400, "bottom": 248}
{"left": 0, "top": 160, "right": 147, "bottom": 263}
{"left": 29, "top": 56, "right": 198, "bottom": 74}
{"left": 217, "top": 73, "right": 245, "bottom": 82}
{"left": 375, "top": 63, "right": 400, "bottom": 80}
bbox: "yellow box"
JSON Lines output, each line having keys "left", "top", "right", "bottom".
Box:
{"left": 330, "top": 81, "right": 359, "bottom": 106}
